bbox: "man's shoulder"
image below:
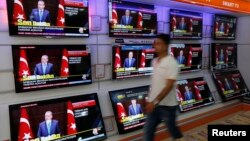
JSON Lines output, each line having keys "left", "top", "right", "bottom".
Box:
{"left": 36, "top": 63, "right": 42, "bottom": 66}
{"left": 44, "top": 9, "right": 50, "bottom": 13}
{"left": 39, "top": 121, "right": 46, "bottom": 125}
{"left": 48, "top": 63, "right": 53, "bottom": 66}
{"left": 52, "top": 119, "right": 59, "bottom": 123}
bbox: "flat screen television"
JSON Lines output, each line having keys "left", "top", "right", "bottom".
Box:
{"left": 169, "top": 44, "right": 202, "bottom": 73}
{"left": 9, "top": 93, "right": 107, "bottom": 141}
{"left": 6, "top": 0, "right": 89, "bottom": 37}
{"left": 109, "top": 86, "right": 149, "bottom": 134}
{"left": 211, "top": 43, "right": 237, "bottom": 70}
{"left": 212, "top": 70, "right": 249, "bottom": 101}
{"left": 214, "top": 15, "right": 237, "bottom": 40}
{"left": 112, "top": 44, "right": 155, "bottom": 79}
{"left": 176, "top": 77, "right": 214, "bottom": 112}
{"left": 170, "top": 9, "right": 203, "bottom": 39}
{"left": 109, "top": 0, "right": 157, "bottom": 37}
{"left": 12, "top": 45, "right": 92, "bottom": 93}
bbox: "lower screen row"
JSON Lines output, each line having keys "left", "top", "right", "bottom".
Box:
{"left": 9, "top": 69, "right": 250, "bottom": 140}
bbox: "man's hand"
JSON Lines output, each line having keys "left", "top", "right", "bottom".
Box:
{"left": 145, "top": 102, "right": 155, "bottom": 114}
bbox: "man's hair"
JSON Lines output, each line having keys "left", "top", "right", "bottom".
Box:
{"left": 38, "top": 0, "right": 45, "bottom": 3}
{"left": 45, "top": 111, "right": 52, "bottom": 115}
{"left": 42, "top": 55, "right": 48, "bottom": 59}
{"left": 156, "top": 34, "right": 170, "bottom": 45}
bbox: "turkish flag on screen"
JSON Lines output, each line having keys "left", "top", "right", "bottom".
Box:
{"left": 194, "top": 81, "right": 202, "bottom": 101}
{"left": 60, "top": 49, "right": 69, "bottom": 77}
{"left": 232, "top": 77, "right": 239, "bottom": 90}
{"left": 114, "top": 47, "right": 121, "bottom": 69}
{"left": 137, "top": 12, "right": 143, "bottom": 29}
{"left": 187, "top": 47, "right": 193, "bottom": 67}
{"left": 116, "top": 102, "right": 127, "bottom": 119}
{"left": 112, "top": 9, "right": 118, "bottom": 25}
{"left": 13, "top": 0, "right": 26, "bottom": 23}
{"left": 19, "top": 50, "right": 30, "bottom": 77}
{"left": 225, "top": 49, "right": 229, "bottom": 64}
{"left": 218, "top": 80, "right": 225, "bottom": 93}
{"left": 56, "top": 0, "right": 65, "bottom": 26}
{"left": 140, "top": 50, "right": 146, "bottom": 68}
{"left": 176, "top": 88, "right": 184, "bottom": 102}
{"left": 170, "top": 47, "right": 175, "bottom": 57}
{"left": 67, "top": 101, "right": 77, "bottom": 135}
{"left": 18, "top": 108, "right": 34, "bottom": 141}
{"left": 216, "top": 49, "right": 219, "bottom": 64}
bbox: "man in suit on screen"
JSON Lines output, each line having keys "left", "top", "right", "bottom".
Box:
{"left": 34, "top": 55, "right": 54, "bottom": 75}
{"left": 178, "top": 17, "right": 186, "bottom": 30}
{"left": 128, "top": 99, "right": 143, "bottom": 116}
{"left": 124, "top": 51, "right": 136, "bottom": 68}
{"left": 37, "top": 111, "right": 61, "bottom": 138}
{"left": 177, "top": 50, "right": 186, "bottom": 65}
{"left": 219, "top": 49, "right": 224, "bottom": 62}
{"left": 184, "top": 86, "right": 194, "bottom": 101}
{"left": 30, "top": 0, "right": 51, "bottom": 23}
{"left": 120, "top": 10, "right": 133, "bottom": 26}
{"left": 224, "top": 78, "right": 233, "bottom": 91}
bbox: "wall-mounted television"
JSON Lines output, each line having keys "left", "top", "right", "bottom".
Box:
{"left": 9, "top": 93, "right": 107, "bottom": 141}
{"left": 212, "top": 70, "right": 249, "bottom": 101}
{"left": 170, "top": 9, "right": 203, "bottom": 39}
{"left": 109, "top": 86, "right": 149, "bottom": 134}
{"left": 211, "top": 43, "right": 237, "bottom": 70}
{"left": 12, "top": 45, "right": 92, "bottom": 93}
{"left": 6, "top": 0, "right": 89, "bottom": 37}
{"left": 176, "top": 77, "right": 214, "bottom": 112}
{"left": 109, "top": 0, "right": 157, "bottom": 37}
{"left": 214, "top": 15, "right": 237, "bottom": 40}
{"left": 112, "top": 44, "right": 155, "bottom": 79}
{"left": 169, "top": 44, "right": 202, "bottom": 73}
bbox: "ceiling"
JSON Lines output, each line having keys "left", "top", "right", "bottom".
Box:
{"left": 126, "top": 0, "right": 250, "bottom": 17}
{"left": 0, "top": 0, "right": 249, "bottom": 16}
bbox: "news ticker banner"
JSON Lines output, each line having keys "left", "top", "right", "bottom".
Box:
{"left": 174, "top": 0, "right": 250, "bottom": 14}
{"left": 208, "top": 125, "right": 250, "bottom": 140}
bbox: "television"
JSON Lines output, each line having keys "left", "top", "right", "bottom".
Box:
{"left": 112, "top": 44, "right": 155, "bottom": 79}
{"left": 170, "top": 9, "right": 203, "bottom": 39}
{"left": 12, "top": 45, "right": 92, "bottom": 93}
{"left": 109, "top": 0, "right": 157, "bottom": 37}
{"left": 109, "top": 86, "right": 149, "bottom": 134}
{"left": 6, "top": 0, "right": 89, "bottom": 37}
{"left": 9, "top": 93, "right": 107, "bottom": 141}
{"left": 211, "top": 43, "right": 237, "bottom": 70}
{"left": 214, "top": 15, "right": 237, "bottom": 40}
{"left": 169, "top": 44, "right": 202, "bottom": 73}
{"left": 212, "top": 70, "right": 250, "bottom": 101}
{"left": 176, "top": 77, "right": 214, "bottom": 112}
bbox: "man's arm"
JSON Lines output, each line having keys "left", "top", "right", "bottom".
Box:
{"left": 37, "top": 124, "right": 41, "bottom": 137}
{"left": 153, "top": 79, "right": 176, "bottom": 104}
{"left": 56, "top": 121, "right": 61, "bottom": 134}
{"left": 34, "top": 65, "right": 38, "bottom": 75}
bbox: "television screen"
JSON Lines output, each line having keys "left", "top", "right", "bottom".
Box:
{"left": 169, "top": 44, "right": 202, "bottom": 73}
{"left": 9, "top": 93, "right": 107, "bottom": 141}
{"left": 112, "top": 44, "right": 155, "bottom": 79}
{"left": 6, "top": 0, "right": 89, "bottom": 37}
{"left": 109, "top": 0, "right": 157, "bottom": 37}
{"left": 176, "top": 77, "right": 214, "bottom": 112}
{"left": 12, "top": 45, "right": 92, "bottom": 93}
{"left": 214, "top": 15, "right": 237, "bottom": 40}
{"left": 109, "top": 86, "right": 149, "bottom": 134}
{"left": 170, "top": 9, "right": 203, "bottom": 39}
{"left": 212, "top": 70, "right": 249, "bottom": 101}
{"left": 211, "top": 43, "right": 237, "bottom": 70}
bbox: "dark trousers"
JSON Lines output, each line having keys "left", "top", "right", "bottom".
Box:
{"left": 144, "top": 105, "right": 183, "bottom": 141}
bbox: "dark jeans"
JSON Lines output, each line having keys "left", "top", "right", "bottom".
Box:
{"left": 144, "top": 105, "right": 183, "bottom": 141}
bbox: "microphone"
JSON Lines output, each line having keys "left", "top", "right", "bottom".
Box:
{"left": 30, "top": 15, "right": 34, "bottom": 26}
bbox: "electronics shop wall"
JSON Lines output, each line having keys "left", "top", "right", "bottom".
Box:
{"left": 0, "top": 0, "right": 249, "bottom": 140}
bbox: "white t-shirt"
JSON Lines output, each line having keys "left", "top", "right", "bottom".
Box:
{"left": 148, "top": 55, "right": 179, "bottom": 106}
